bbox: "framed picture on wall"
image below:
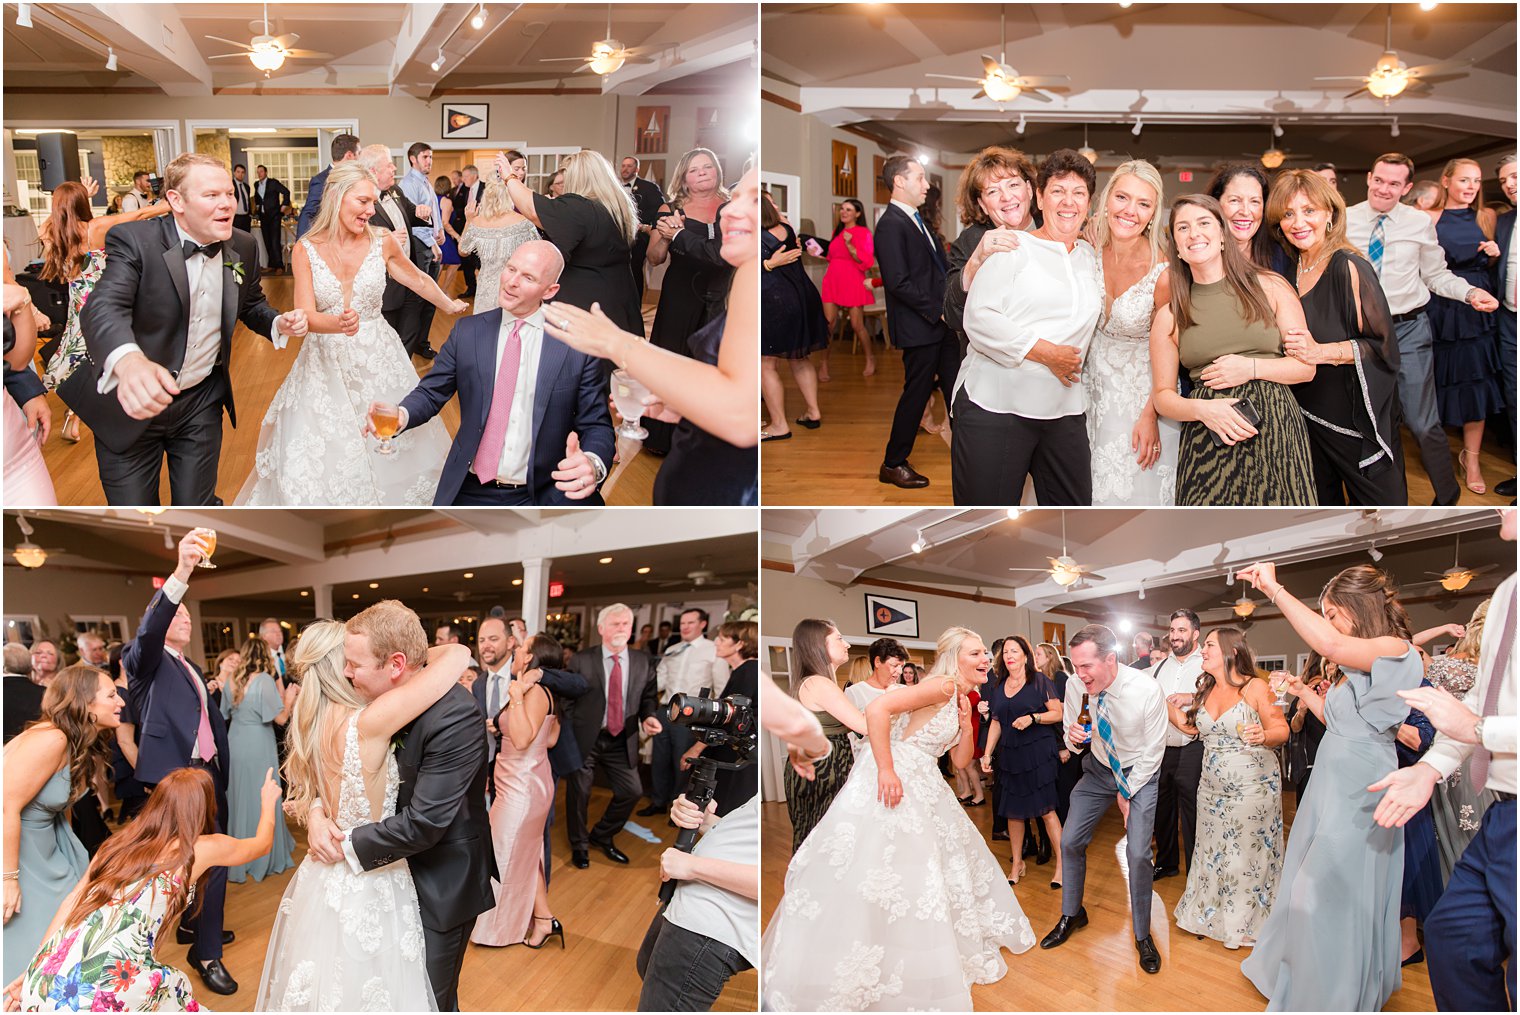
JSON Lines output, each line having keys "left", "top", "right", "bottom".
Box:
{"left": 642, "top": 159, "right": 667, "bottom": 192}
{"left": 832, "top": 140, "right": 857, "bottom": 198}
{"left": 1042, "top": 622, "right": 1067, "bottom": 650}
{"left": 441, "top": 103, "right": 489, "bottom": 140}
{"left": 873, "top": 154, "right": 891, "bottom": 205}
{"left": 696, "top": 106, "right": 724, "bottom": 152}
{"left": 636, "top": 106, "right": 670, "bottom": 155}
{"left": 865, "top": 592, "right": 918, "bottom": 639}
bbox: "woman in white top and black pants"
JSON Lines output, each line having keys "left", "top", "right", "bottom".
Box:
{"left": 955, "top": 150, "right": 1104, "bottom": 505}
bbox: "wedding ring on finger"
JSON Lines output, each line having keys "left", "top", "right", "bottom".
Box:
{"left": 557, "top": 318, "right": 571, "bottom": 330}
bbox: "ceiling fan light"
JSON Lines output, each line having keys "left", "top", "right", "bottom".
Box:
{"left": 1367, "top": 71, "right": 1408, "bottom": 99}
{"left": 1077, "top": 146, "right": 1099, "bottom": 165}
{"left": 12, "top": 542, "right": 47, "bottom": 569}
{"left": 249, "top": 46, "right": 285, "bottom": 73}
{"left": 1260, "top": 148, "right": 1286, "bottom": 170}
{"left": 982, "top": 74, "right": 1019, "bottom": 103}
{"left": 1052, "top": 569, "right": 1081, "bottom": 587}
{"left": 1441, "top": 571, "right": 1474, "bottom": 592}
{"left": 589, "top": 42, "right": 625, "bottom": 75}
{"left": 1234, "top": 600, "right": 1256, "bottom": 618}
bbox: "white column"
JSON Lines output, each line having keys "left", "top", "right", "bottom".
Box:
{"left": 520, "top": 558, "right": 550, "bottom": 633}
{"left": 314, "top": 583, "right": 333, "bottom": 620}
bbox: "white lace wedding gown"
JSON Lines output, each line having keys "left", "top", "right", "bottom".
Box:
{"left": 762, "top": 695, "right": 1035, "bottom": 1011}
{"left": 1083, "top": 261, "right": 1180, "bottom": 505}
{"left": 234, "top": 236, "right": 451, "bottom": 505}
{"left": 255, "top": 711, "right": 436, "bottom": 1012}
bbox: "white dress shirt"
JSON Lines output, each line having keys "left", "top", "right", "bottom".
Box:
{"left": 1506, "top": 217, "right": 1517, "bottom": 313}
{"left": 659, "top": 636, "right": 728, "bottom": 700}
{"left": 1346, "top": 201, "right": 1474, "bottom": 315}
{"left": 890, "top": 198, "right": 939, "bottom": 254}
{"left": 958, "top": 235, "right": 1102, "bottom": 419}
{"left": 1062, "top": 663, "right": 1168, "bottom": 792}
{"left": 120, "top": 190, "right": 150, "bottom": 213}
{"left": 845, "top": 680, "right": 892, "bottom": 711}
{"left": 1151, "top": 647, "right": 1205, "bottom": 748}
{"left": 1424, "top": 572, "right": 1515, "bottom": 795}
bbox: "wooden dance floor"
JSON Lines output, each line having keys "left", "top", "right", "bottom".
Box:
{"left": 762, "top": 336, "right": 1516, "bottom": 507}
{"left": 33, "top": 276, "right": 661, "bottom": 506}
{"left": 762, "top": 793, "right": 1437, "bottom": 1012}
{"left": 150, "top": 780, "right": 755, "bottom": 1012}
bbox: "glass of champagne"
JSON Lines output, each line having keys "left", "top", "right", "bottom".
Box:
{"left": 1269, "top": 669, "right": 1291, "bottom": 708}
{"left": 370, "top": 402, "right": 402, "bottom": 456}
{"left": 196, "top": 528, "right": 217, "bottom": 570}
{"left": 611, "top": 369, "right": 650, "bottom": 441}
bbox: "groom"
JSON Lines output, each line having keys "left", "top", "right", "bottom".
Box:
{"left": 66, "top": 151, "right": 308, "bottom": 505}
{"left": 306, "top": 599, "right": 495, "bottom": 1012}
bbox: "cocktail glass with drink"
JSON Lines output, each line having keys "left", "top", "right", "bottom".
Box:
{"left": 611, "top": 369, "right": 650, "bottom": 441}
{"left": 369, "top": 402, "right": 402, "bottom": 456}
{"left": 1269, "top": 669, "right": 1291, "bottom": 707}
{"left": 196, "top": 528, "right": 217, "bottom": 570}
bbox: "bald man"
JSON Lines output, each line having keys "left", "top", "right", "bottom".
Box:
{"left": 378, "top": 241, "right": 614, "bottom": 505}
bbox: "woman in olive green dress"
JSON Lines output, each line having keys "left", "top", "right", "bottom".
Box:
{"left": 783, "top": 619, "right": 867, "bottom": 852}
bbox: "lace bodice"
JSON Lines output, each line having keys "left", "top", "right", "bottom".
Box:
{"left": 893, "top": 694, "right": 962, "bottom": 760}
{"left": 336, "top": 710, "right": 399, "bottom": 832}
{"left": 1099, "top": 262, "right": 1166, "bottom": 341}
{"left": 302, "top": 235, "right": 386, "bottom": 321}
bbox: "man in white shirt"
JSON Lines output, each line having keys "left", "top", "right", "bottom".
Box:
{"left": 1372, "top": 508, "right": 1515, "bottom": 1011}
{"left": 1149, "top": 609, "right": 1205, "bottom": 880}
{"left": 119, "top": 171, "right": 153, "bottom": 213}
{"left": 641, "top": 608, "right": 730, "bottom": 815}
{"left": 1042, "top": 624, "right": 1169, "bottom": 974}
{"left": 1346, "top": 152, "right": 1500, "bottom": 505}
{"left": 844, "top": 637, "right": 907, "bottom": 711}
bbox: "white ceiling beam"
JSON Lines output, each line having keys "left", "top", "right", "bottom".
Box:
{"left": 66, "top": 2, "right": 214, "bottom": 96}
{"left": 434, "top": 508, "right": 541, "bottom": 534}
{"left": 789, "top": 508, "right": 940, "bottom": 580}
{"left": 603, "top": 23, "right": 755, "bottom": 97}
{"left": 388, "top": 2, "right": 448, "bottom": 95}
{"left": 396, "top": 2, "right": 524, "bottom": 100}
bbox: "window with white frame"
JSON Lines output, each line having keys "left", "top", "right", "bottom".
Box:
{"left": 244, "top": 148, "right": 322, "bottom": 211}
{"left": 69, "top": 615, "right": 131, "bottom": 644}
{"left": 525, "top": 147, "right": 582, "bottom": 196}
{"left": 201, "top": 617, "right": 242, "bottom": 658}
{"left": 4, "top": 615, "right": 44, "bottom": 649}
{"left": 15, "top": 148, "right": 95, "bottom": 229}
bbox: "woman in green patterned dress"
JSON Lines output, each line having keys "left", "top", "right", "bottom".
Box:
{"left": 782, "top": 619, "right": 866, "bottom": 852}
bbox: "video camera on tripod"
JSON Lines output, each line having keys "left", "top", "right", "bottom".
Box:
{"left": 657, "top": 688, "right": 756, "bottom": 903}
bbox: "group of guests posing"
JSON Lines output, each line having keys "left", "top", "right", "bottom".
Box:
{"left": 844, "top": 146, "right": 1511, "bottom": 506}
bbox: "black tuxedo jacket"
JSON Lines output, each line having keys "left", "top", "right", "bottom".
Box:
{"left": 471, "top": 666, "right": 590, "bottom": 779}
{"left": 254, "top": 176, "right": 290, "bottom": 217}
{"left": 349, "top": 684, "right": 496, "bottom": 933}
{"left": 875, "top": 203, "right": 951, "bottom": 350}
{"left": 628, "top": 177, "right": 666, "bottom": 227}
{"left": 123, "top": 588, "right": 230, "bottom": 790}
{"left": 369, "top": 188, "right": 422, "bottom": 312}
{"left": 232, "top": 178, "right": 252, "bottom": 219}
{"left": 1498, "top": 208, "right": 1515, "bottom": 306}
{"left": 66, "top": 216, "right": 281, "bottom": 453}
{"left": 565, "top": 646, "right": 659, "bottom": 767}
{"left": 296, "top": 165, "right": 331, "bottom": 239}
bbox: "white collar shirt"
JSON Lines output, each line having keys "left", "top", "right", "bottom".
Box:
{"left": 1151, "top": 647, "right": 1205, "bottom": 748}
{"left": 1425, "top": 572, "right": 1515, "bottom": 794}
{"left": 1346, "top": 200, "right": 1474, "bottom": 314}
{"left": 1062, "top": 663, "right": 1169, "bottom": 791}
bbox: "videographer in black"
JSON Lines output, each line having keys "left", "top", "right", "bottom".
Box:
{"left": 679, "top": 621, "right": 759, "bottom": 816}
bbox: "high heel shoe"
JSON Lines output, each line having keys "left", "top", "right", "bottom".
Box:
{"left": 1007, "top": 860, "right": 1026, "bottom": 886}
{"left": 523, "top": 916, "right": 565, "bottom": 950}
{"left": 61, "top": 410, "right": 80, "bottom": 444}
{"left": 1459, "top": 449, "right": 1487, "bottom": 496}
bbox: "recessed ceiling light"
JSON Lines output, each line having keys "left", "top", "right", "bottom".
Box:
{"left": 300, "top": 590, "right": 309, "bottom": 597}
{"left": 368, "top": 582, "right": 380, "bottom": 589}
{"left": 511, "top": 578, "right": 523, "bottom": 586}
{"left": 599, "top": 556, "right": 613, "bottom": 564}
{"left": 637, "top": 566, "right": 651, "bottom": 574}
{"left": 351, "top": 593, "right": 360, "bottom": 599}
{"left": 463, "top": 572, "right": 475, "bottom": 579}
{"left": 422, "top": 586, "right": 430, "bottom": 593}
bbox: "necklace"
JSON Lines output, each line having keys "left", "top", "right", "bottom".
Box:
{"left": 1296, "top": 247, "right": 1330, "bottom": 282}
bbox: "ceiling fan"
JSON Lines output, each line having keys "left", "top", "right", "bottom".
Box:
{"left": 1405, "top": 533, "right": 1499, "bottom": 593}
{"left": 206, "top": 3, "right": 333, "bottom": 77}
{"left": 924, "top": 5, "right": 1068, "bottom": 104}
{"left": 1242, "top": 124, "right": 1312, "bottom": 171}
{"left": 1313, "top": 3, "right": 1471, "bottom": 103}
{"left": 1220, "top": 581, "right": 1265, "bottom": 620}
{"left": 647, "top": 557, "right": 743, "bottom": 590}
{"left": 1076, "top": 124, "right": 1117, "bottom": 166}
{"left": 540, "top": 3, "right": 657, "bottom": 77}
{"left": 1007, "top": 511, "right": 1106, "bottom": 588}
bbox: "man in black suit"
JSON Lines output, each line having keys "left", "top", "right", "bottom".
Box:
{"left": 296, "top": 132, "right": 360, "bottom": 240}
{"left": 230, "top": 164, "right": 253, "bottom": 234}
{"left": 875, "top": 153, "right": 959, "bottom": 490}
{"left": 1496, "top": 155, "right": 1517, "bottom": 500}
{"left": 2, "top": 642, "right": 45, "bottom": 743}
{"left": 123, "top": 529, "right": 237, "bottom": 994}
{"left": 620, "top": 156, "right": 666, "bottom": 299}
{"left": 356, "top": 144, "right": 430, "bottom": 346}
{"left": 253, "top": 164, "right": 290, "bottom": 273}
{"left": 67, "top": 152, "right": 308, "bottom": 505}
{"left": 307, "top": 600, "right": 495, "bottom": 1012}
{"left": 452, "top": 165, "right": 485, "bottom": 299}
{"left": 565, "top": 602, "right": 662, "bottom": 869}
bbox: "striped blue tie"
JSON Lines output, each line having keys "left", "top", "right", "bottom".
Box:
{"left": 1096, "top": 691, "right": 1131, "bottom": 798}
{"left": 1368, "top": 214, "right": 1387, "bottom": 276}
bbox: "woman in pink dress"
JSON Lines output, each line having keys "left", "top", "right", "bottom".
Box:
{"left": 471, "top": 633, "right": 565, "bottom": 950}
{"left": 4, "top": 251, "right": 57, "bottom": 505}
{"left": 819, "top": 199, "right": 878, "bottom": 376}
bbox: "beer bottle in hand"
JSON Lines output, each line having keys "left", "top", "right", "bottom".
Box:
{"left": 1078, "top": 694, "right": 1092, "bottom": 735}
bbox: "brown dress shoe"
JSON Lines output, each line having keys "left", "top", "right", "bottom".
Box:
{"left": 879, "top": 463, "right": 929, "bottom": 488}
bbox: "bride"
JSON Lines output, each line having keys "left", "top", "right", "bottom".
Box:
{"left": 762, "top": 626, "right": 1035, "bottom": 1011}
{"left": 236, "top": 162, "right": 463, "bottom": 505}
{"left": 255, "top": 621, "right": 470, "bottom": 1011}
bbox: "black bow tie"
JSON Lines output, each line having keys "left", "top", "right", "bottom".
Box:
{"left": 182, "top": 239, "right": 221, "bottom": 260}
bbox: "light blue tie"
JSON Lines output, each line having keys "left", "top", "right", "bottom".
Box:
{"left": 1368, "top": 214, "right": 1387, "bottom": 276}
{"left": 1096, "top": 691, "right": 1131, "bottom": 799}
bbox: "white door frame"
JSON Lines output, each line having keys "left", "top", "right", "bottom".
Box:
{"left": 761, "top": 170, "right": 801, "bottom": 222}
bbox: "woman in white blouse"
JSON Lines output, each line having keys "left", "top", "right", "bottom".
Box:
{"left": 955, "top": 150, "right": 1104, "bottom": 505}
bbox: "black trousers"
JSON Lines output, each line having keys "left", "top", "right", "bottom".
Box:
{"left": 882, "top": 334, "right": 959, "bottom": 468}
{"left": 1152, "top": 740, "right": 1203, "bottom": 872}
{"left": 422, "top": 921, "right": 472, "bottom": 1011}
{"left": 96, "top": 372, "right": 227, "bottom": 506}
{"left": 636, "top": 910, "right": 750, "bottom": 1012}
{"left": 631, "top": 231, "right": 651, "bottom": 300}
{"left": 1306, "top": 426, "right": 1407, "bottom": 506}
{"left": 232, "top": 213, "right": 252, "bottom": 234}
{"left": 566, "top": 728, "right": 642, "bottom": 850}
{"left": 399, "top": 254, "right": 440, "bottom": 356}
{"left": 259, "top": 215, "right": 284, "bottom": 270}
{"left": 460, "top": 252, "right": 479, "bottom": 294}
{"left": 950, "top": 391, "right": 1092, "bottom": 505}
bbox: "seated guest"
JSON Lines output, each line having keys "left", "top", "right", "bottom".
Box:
{"left": 376, "top": 241, "right": 614, "bottom": 506}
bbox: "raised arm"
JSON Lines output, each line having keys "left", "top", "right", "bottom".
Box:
{"left": 356, "top": 643, "right": 474, "bottom": 742}
{"left": 192, "top": 768, "right": 279, "bottom": 878}
{"left": 1237, "top": 561, "right": 1409, "bottom": 674}
{"left": 646, "top": 204, "right": 678, "bottom": 266}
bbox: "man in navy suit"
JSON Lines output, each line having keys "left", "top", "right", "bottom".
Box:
{"left": 295, "top": 133, "right": 359, "bottom": 239}
{"left": 375, "top": 240, "right": 615, "bottom": 505}
{"left": 122, "top": 528, "right": 238, "bottom": 995}
{"left": 875, "top": 153, "right": 960, "bottom": 490}
{"left": 1496, "top": 155, "right": 1517, "bottom": 501}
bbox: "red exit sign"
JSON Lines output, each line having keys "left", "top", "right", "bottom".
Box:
{"left": 548, "top": 581, "right": 565, "bottom": 598}
{"left": 152, "top": 576, "right": 165, "bottom": 589}
{"left": 1178, "top": 171, "right": 1194, "bottom": 183}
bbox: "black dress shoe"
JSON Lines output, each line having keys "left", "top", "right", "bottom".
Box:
{"left": 878, "top": 463, "right": 929, "bottom": 489}
{"left": 190, "top": 958, "right": 238, "bottom": 995}
{"left": 591, "top": 839, "right": 630, "bottom": 864}
{"left": 1498, "top": 478, "right": 1517, "bottom": 498}
{"left": 1136, "top": 935, "right": 1161, "bottom": 974}
{"left": 571, "top": 849, "right": 590, "bottom": 869}
{"left": 636, "top": 804, "right": 665, "bottom": 817}
{"left": 414, "top": 346, "right": 437, "bottom": 361}
{"left": 1401, "top": 948, "right": 1425, "bottom": 967}
{"left": 176, "top": 926, "right": 235, "bottom": 946}
{"left": 794, "top": 416, "right": 822, "bottom": 430}
{"left": 1152, "top": 865, "right": 1180, "bottom": 879}
{"left": 991, "top": 830, "right": 1009, "bottom": 841}
{"left": 1039, "top": 908, "right": 1088, "bottom": 949}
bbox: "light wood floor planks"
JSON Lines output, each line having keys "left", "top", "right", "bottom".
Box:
{"left": 138, "top": 779, "right": 754, "bottom": 1012}
{"left": 761, "top": 337, "right": 1516, "bottom": 508}
{"left": 761, "top": 790, "right": 1437, "bottom": 1012}
{"left": 33, "top": 276, "right": 661, "bottom": 506}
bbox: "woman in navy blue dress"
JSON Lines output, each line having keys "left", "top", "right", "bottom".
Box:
{"left": 980, "top": 635, "right": 1063, "bottom": 888}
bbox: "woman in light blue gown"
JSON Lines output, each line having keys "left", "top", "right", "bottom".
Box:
{"left": 1235, "top": 562, "right": 1426, "bottom": 1012}
{"left": 220, "top": 637, "right": 295, "bottom": 882}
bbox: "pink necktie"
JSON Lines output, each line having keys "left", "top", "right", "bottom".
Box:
{"left": 606, "top": 653, "right": 624, "bottom": 735}
{"left": 473, "top": 319, "right": 525, "bottom": 484}
{"left": 175, "top": 653, "right": 216, "bottom": 762}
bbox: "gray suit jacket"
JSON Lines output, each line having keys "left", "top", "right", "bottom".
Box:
{"left": 566, "top": 646, "right": 659, "bottom": 766}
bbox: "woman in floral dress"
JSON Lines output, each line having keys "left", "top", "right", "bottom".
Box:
{"left": 9, "top": 766, "right": 280, "bottom": 1012}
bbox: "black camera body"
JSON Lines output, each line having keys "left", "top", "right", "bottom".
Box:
{"left": 657, "top": 689, "right": 755, "bottom": 903}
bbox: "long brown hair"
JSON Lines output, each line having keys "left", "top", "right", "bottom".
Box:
{"left": 231, "top": 636, "right": 278, "bottom": 709}
{"left": 1321, "top": 565, "right": 1412, "bottom": 641}
{"left": 1187, "top": 627, "right": 1258, "bottom": 727}
{"left": 1165, "top": 194, "right": 1277, "bottom": 334}
{"left": 33, "top": 664, "right": 114, "bottom": 804}
{"left": 63, "top": 767, "right": 215, "bottom": 933}
{"left": 38, "top": 181, "right": 94, "bottom": 283}
{"left": 789, "top": 618, "right": 839, "bottom": 695}
{"left": 1034, "top": 642, "right": 1065, "bottom": 680}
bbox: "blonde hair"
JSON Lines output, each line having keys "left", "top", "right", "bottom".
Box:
{"left": 346, "top": 599, "right": 427, "bottom": 671}
{"left": 1091, "top": 159, "right": 1166, "bottom": 268}
{"left": 667, "top": 147, "right": 729, "bottom": 211}
{"left": 281, "top": 621, "right": 362, "bottom": 821}
{"left": 164, "top": 152, "right": 227, "bottom": 195}
{"left": 1266, "top": 169, "right": 1358, "bottom": 261}
{"left": 561, "top": 150, "right": 637, "bottom": 245}
{"left": 1452, "top": 597, "right": 1491, "bottom": 660}
{"left": 925, "top": 626, "right": 982, "bottom": 692}
{"left": 305, "top": 161, "right": 386, "bottom": 245}
{"left": 476, "top": 181, "right": 516, "bottom": 220}
{"left": 231, "top": 636, "right": 277, "bottom": 709}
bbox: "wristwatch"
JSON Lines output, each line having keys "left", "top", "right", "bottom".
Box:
{"left": 1474, "top": 716, "right": 1486, "bottom": 746}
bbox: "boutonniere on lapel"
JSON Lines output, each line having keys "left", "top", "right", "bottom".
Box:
{"left": 225, "top": 260, "right": 246, "bottom": 285}
{"left": 390, "top": 729, "right": 407, "bottom": 753}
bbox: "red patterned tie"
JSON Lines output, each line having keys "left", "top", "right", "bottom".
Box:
{"left": 606, "top": 653, "right": 624, "bottom": 736}
{"left": 473, "top": 319, "right": 525, "bottom": 484}
{"left": 174, "top": 653, "right": 216, "bottom": 762}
